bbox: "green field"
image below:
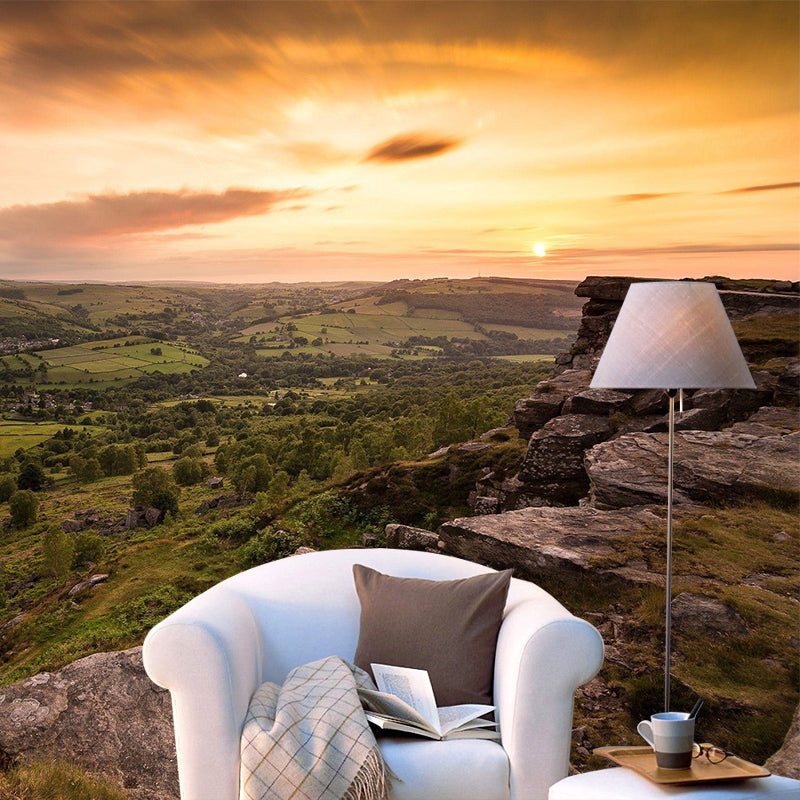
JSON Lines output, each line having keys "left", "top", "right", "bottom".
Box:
{"left": 0, "top": 420, "right": 100, "bottom": 458}
{"left": 243, "top": 291, "right": 573, "bottom": 359}
{"left": 1, "top": 337, "right": 208, "bottom": 387}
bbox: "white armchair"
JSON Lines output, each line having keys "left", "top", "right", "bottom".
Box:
{"left": 143, "top": 548, "right": 603, "bottom": 800}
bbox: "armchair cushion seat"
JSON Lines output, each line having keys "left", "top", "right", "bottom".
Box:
{"left": 378, "top": 737, "right": 509, "bottom": 800}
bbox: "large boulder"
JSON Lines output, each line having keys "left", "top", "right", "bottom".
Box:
{"left": 563, "top": 388, "right": 633, "bottom": 416}
{"left": 512, "top": 394, "right": 565, "bottom": 439}
{"left": 0, "top": 647, "right": 177, "bottom": 800}
{"left": 670, "top": 592, "right": 747, "bottom": 637}
{"left": 519, "top": 414, "right": 612, "bottom": 504}
{"left": 384, "top": 524, "right": 440, "bottom": 552}
{"left": 765, "top": 703, "right": 800, "bottom": 778}
{"left": 585, "top": 426, "right": 800, "bottom": 509}
{"left": 438, "top": 505, "right": 663, "bottom": 583}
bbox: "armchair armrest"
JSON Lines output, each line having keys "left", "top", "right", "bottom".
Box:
{"left": 142, "top": 587, "right": 263, "bottom": 800}
{"left": 494, "top": 596, "right": 604, "bottom": 800}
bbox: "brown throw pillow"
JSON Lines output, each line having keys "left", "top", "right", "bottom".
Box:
{"left": 352, "top": 564, "right": 512, "bottom": 706}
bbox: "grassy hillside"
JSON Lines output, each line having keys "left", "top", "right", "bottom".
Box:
{"left": 0, "top": 276, "right": 795, "bottom": 793}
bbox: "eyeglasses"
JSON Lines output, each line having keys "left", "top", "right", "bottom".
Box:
{"left": 692, "top": 742, "right": 735, "bottom": 764}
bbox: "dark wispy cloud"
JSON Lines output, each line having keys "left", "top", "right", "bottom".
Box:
{"left": 722, "top": 181, "right": 800, "bottom": 195}
{"left": 365, "top": 133, "right": 463, "bottom": 163}
{"left": 0, "top": 188, "right": 306, "bottom": 246}
{"left": 552, "top": 242, "right": 799, "bottom": 260}
{"left": 613, "top": 192, "right": 679, "bottom": 202}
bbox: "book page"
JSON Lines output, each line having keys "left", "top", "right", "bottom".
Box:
{"left": 358, "top": 688, "right": 436, "bottom": 734}
{"left": 371, "top": 664, "right": 440, "bottom": 732}
{"left": 437, "top": 704, "right": 495, "bottom": 736}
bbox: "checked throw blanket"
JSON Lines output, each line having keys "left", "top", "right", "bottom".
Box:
{"left": 240, "top": 656, "right": 389, "bottom": 800}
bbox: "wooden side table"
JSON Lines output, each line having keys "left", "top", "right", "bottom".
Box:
{"left": 548, "top": 768, "right": 800, "bottom": 799}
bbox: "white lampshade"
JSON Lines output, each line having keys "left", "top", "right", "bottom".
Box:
{"left": 590, "top": 281, "right": 755, "bottom": 390}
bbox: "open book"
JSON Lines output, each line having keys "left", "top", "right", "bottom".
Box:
{"left": 357, "top": 663, "right": 500, "bottom": 741}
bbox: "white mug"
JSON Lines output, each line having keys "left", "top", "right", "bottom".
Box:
{"left": 638, "top": 712, "right": 695, "bottom": 769}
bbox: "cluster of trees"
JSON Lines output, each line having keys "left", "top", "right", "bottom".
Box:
{"left": 399, "top": 333, "right": 573, "bottom": 357}
{"left": 376, "top": 285, "right": 580, "bottom": 329}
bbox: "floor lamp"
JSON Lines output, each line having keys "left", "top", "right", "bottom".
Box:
{"left": 590, "top": 281, "right": 755, "bottom": 712}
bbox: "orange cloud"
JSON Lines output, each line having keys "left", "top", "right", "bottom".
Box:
{"left": 365, "top": 133, "right": 463, "bottom": 163}
{"left": 613, "top": 193, "right": 680, "bottom": 202}
{"left": 0, "top": 188, "right": 306, "bottom": 246}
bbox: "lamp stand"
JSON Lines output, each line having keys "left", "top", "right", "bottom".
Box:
{"left": 665, "top": 388, "right": 678, "bottom": 713}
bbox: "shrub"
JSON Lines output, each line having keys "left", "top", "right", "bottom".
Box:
{"left": 172, "top": 456, "right": 205, "bottom": 486}
{"left": 236, "top": 528, "right": 302, "bottom": 568}
{"left": 9, "top": 489, "right": 38, "bottom": 527}
{"left": 42, "top": 529, "right": 75, "bottom": 583}
{"left": 210, "top": 517, "right": 255, "bottom": 543}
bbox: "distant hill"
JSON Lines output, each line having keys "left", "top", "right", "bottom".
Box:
{"left": 371, "top": 276, "right": 582, "bottom": 329}
{"left": 242, "top": 277, "right": 583, "bottom": 360}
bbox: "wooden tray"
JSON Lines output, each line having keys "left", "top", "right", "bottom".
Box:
{"left": 594, "top": 745, "right": 771, "bottom": 785}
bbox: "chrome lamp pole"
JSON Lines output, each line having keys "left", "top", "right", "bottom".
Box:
{"left": 590, "top": 282, "right": 754, "bottom": 712}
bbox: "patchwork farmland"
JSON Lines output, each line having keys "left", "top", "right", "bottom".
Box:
{"left": 0, "top": 337, "right": 208, "bottom": 387}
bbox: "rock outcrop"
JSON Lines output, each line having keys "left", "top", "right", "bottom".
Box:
{"left": 471, "top": 274, "right": 798, "bottom": 515}
{"left": 0, "top": 647, "right": 177, "bottom": 800}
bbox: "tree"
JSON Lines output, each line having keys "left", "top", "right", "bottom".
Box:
{"left": 0, "top": 473, "right": 16, "bottom": 502}
{"left": 42, "top": 529, "right": 74, "bottom": 583}
{"left": 17, "top": 462, "right": 46, "bottom": 491}
{"left": 9, "top": 489, "right": 38, "bottom": 527}
{"left": 172, "top": 456, "right": 204, "bottom": 486}
{"left": 131, "top": 467, "right": 180, "bottom": 517}
{"left": 73, "top": 532, "right": 104, "bottom": 567}
{"left": 265, "top": 470, "right": 290, "bottom": 507}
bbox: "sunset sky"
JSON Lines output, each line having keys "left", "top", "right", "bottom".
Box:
{"left": 0, "top": 1, "right": 798, "bottom": 284}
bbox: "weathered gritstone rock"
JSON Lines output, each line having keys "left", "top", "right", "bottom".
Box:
{"left": 733, "top": 405, "right": 800, "bottom": 433}
{"left": 438, "top": 505, "right": 662, "bottom": 583}
{"left": 670, "top": 592, "right": 747, "bottom": 636}
{"left": 563, "top": 388, "right": 633, "bottom": 416}
{"left": 512, "top": 394, "right": 565, "bottom": 439}
{"left": 765, "top": 702, "right": 800, "bottom": 778}
{"left": 519, "top": 413, "right": 612, "bottom": 504}
{"left": 774, "top": 360, "right": 800, "bottom": 407}
{"left": 384, "top": 523, "right": 440, "bottom": 552}
{"left": 585, "top": 427, "right": 800, "bottom": 509}
{"left": 0, "top": 647, "right": 177, "bottom": 800}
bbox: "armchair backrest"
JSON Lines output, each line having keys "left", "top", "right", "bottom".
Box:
{"left": 210, "top": 548, "right": 540, "bottom": 684}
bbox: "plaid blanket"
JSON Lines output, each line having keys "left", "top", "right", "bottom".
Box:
{"left": 240, "top": 657, "right": 389, "bottom": 800}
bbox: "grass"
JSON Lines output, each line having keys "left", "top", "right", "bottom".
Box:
{"left": 0, "top": 759, "right": 131, "bottom": 800}
{"left": 732, "top": 312, "right": 800, "bottom": 343}
{"left": 0, "top": 525, "right": 237, "bottom": 686}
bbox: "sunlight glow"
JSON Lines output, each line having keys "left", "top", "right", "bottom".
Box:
{"left": 533, "top": 243, "right": 547, "bottom": 258}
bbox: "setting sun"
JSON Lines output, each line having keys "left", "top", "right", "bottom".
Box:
{"left": 533, "top": 243, "right": 547, "bottom": 258}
